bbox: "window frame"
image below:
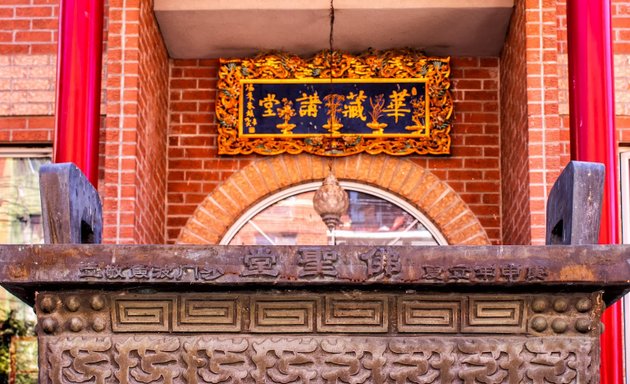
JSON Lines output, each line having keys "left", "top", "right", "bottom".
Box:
{"left": 220, "top": 181, "right": 449, "bottom": 245}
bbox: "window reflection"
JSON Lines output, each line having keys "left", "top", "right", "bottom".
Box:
{"left": 0, "top": 157, "right": 49, "bottom": 244}
{"left": 229, "top": 190, "right": 439, "bottom": 246}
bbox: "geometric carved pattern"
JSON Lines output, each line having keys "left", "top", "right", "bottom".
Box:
{"left": 111, "top": 297, "right": 173, "bottom": 332}
{"left": 250, "top": 297, "right": 316, "bottom": 333}
{"left": 44, "top": 335, "right": 596, "bottom": 384}
{"left": 174, "top": 295, "right": 241, "bottom": 332}
{"left": 318, "top": 295, "right": 388, "bottom": 333}
{"left": 101, "top": 293, "right": 596, "bottom": 335}
{"left": 462, "top": 296, "right": 527, "bottom": 333}
{"left": 398, "top": 297, "right": 462, "bottom": 333}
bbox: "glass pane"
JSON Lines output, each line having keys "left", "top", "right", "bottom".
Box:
{"left": 229, "top": 190, "right": 439, "bottom": 246}
{"left": 0, "top": 155, "right": 49, "bottom": 383}
{"left": 0, "top": 157, "right": 49, "bottom": 244}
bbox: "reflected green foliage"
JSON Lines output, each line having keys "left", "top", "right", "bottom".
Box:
{"left": 0, "top": 311, "right": 36, "bottom": 384}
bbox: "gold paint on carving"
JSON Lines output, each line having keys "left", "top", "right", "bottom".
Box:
{"left": 217, "top": 50, "right": 452, "bottom": 156}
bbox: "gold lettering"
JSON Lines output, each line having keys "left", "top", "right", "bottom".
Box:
{"left": 259, "top": 94, "right": 280, "bottom": 117}
{"left": 383, "top": 89, "right": 411, "bottom": 123}
{"left": 296, "top": 92, "right": 322, "bottom": 118}
{"left": 342, "top": 91, "right": 367, "bottom": 121}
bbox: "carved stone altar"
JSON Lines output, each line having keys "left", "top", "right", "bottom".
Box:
{"left": 1, "top": 244, "right": 629, "bottom": 383}
{"left": 0, "top": 161, "right": 626, "bottom": 383}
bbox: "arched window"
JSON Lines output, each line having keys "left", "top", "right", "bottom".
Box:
{"left": 221, "top": 182, "right": 447, "bottom": 246}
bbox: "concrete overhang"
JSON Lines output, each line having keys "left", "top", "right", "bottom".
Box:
{"left": 154, "top": 0, "right": 514, "bottom": 59}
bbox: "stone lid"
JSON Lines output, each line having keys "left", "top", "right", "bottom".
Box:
{"left": 1, "top": 244, "right": 629, "bottom": 305}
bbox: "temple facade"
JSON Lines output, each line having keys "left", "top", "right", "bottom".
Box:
{"left": 1, "top": 0, "right": 630, "bottom": 381}
{"left": 0, "top": 0, "right": 628, "bottom": 247}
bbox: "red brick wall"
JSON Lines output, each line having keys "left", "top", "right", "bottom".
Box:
{"left": 0, "top": 0, "right": 59, "bottom": 143}
{"left": 11, "top": 0, "right": 630, "bottom": 246}
{"left": 557, "top": 0, "right": 630, "bottom": 144}
{"left": 500, "top": 0, "right": 530, "bottom": 245}
{"left": 103, "top": 0, "right": 169, "bottom": 244}
{"left": 135, "top": 0, "right": 168, "bottom": 244}
{"left": 103, "top": 0, "right": 138, "bottom": 243}
{"left": 167, "top": 59, "right": 254, "bottom": 242}
{"left": 167, "top": 57, "right": 501, "bottom": 244}
{"left": 497, "top": 0, "right": 568, "bottom": 245}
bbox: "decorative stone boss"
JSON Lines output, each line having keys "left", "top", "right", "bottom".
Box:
{"left": 0, "top": 161, "right": 628, "bottom": 383}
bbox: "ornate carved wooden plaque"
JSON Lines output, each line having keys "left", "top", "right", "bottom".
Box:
{"left": 216, "top": 50, "right": 452, "bottom": 156}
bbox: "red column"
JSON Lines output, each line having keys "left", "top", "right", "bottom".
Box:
{"left": 567, "top": 1, "right": 622, "bottom": 382}
{"left": 54, "top": 0, "right": 104, "bottom": 187}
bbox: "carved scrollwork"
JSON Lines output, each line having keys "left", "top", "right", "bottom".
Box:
{"left": 251, "top": 338, "right": 319, "bottom": 383}
{"left": 44, "top": 335, "right": 597, "bottom": 383}
{"left": 457, "top": 340, "right": 524, "bottom": 384}
{"left": 388, "top": 339, "right": 456, "bottom": 383}
{"left": 321, "top": 339, "right": 387, "bottom": 383}
{"left": 524, "top": 339, "right": 592, "bottom": 383}
{"left": 48, "top": 337, "right": 113, "bottom": 384}
{"left": 114, "top": 337, "right": 181, "bottom": 384}
{"left": 183, "top": 338, "right": 250, "bottom": 384}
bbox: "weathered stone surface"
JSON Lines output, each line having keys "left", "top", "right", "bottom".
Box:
{"left": 546, "top": 161, "right": 604, "bottom": 245}
{"left": 1, "top": 244, "right": 629, "bottom": 304}
{"left": 37, "top": 290, "right": 602, "bottom": 337}
{"left": 41, "top": 334, "right": 597, "bottom": 383}
{"left": 39, "top": 162, "right": 102, "bottom": 244}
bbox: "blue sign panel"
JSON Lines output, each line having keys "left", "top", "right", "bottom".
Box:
{"left": 241, "top": 80, "right": 428, "bottom": 137}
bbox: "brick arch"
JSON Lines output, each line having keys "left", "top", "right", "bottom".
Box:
{"left": 177, "top": 154, "right": 490, "bottom": 245}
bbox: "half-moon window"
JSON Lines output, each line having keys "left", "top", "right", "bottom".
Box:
{"left": 221, "top": 182, "right": 447, "bottom": 246}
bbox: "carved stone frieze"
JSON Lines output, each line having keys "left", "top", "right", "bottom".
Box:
{"left": 318, "top": 294, "right": 389, "bottom": 333}
{"left": 176, "top": 295, "right": 241, "bottom": 332}
{"left": 42, "top": 335, "right": 596, "bottom": 384}
{"left": 397, "top": 297, "right": 462, "bottom": 333}
{"left": 250, "top": 296, "right": 316, "bottom": 333}
{"left": 38, "top": 291, "right": 601, "bottom": 337}
{"left": 461, "top": 296, "right": 526, "bottom": 333}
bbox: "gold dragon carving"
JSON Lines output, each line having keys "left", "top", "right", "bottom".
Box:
{"left": 216, "top": 50, "right": 453, "bottom": 157}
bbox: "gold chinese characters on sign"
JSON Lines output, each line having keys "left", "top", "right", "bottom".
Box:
{"left": 217, "top": 50, "right": 452, "bottom": 156}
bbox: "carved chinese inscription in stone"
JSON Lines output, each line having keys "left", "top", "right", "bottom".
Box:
{"left": 75, "top": 247, "right": 561, "bottom": 285}
{"left": 241, "top": 248, "right": 279, "bottom": 277}
{"left": 79, "top": 264, "right": 223, "bottom": 281}
{"left": 43, "top": 336, "right": 597, "bottom": 384}
{"left": 418, "top": 264, "right": 550, "bottom": 283}
{"left": 297, "top": 249, "right": 339, "bottom": 278}
{"left": 359, "top": 247, "right": 401, "bottom": 279}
